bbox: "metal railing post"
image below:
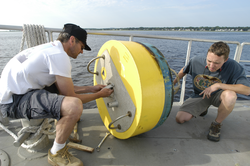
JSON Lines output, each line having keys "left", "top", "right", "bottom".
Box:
{"left": 129, "top": 35, "right": 133, "bottom": 41}
{"left": 48, "top": 31, "right": 53, "bottom": 42}
{"left": 179, "top": 40, "right": 192, "bottom": 105}
{"left": 234, "top": 43, "right": 242, "bottom": 63}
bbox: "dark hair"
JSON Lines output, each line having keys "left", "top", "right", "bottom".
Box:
{"left": 57, "top": 32, "right": 80, "bottom": 43}
{"left": 207, "top": 42, "right": 230, "bottom": 60}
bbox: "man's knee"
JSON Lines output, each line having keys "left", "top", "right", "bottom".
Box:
{"left": 61, "top": 97, "right": 83, "bottom": 119}
{"left": 221, "top": 90, "right": 237, "bottom": 104}
{"left": 176, "top": 111, "right": 193, "bottom": 124}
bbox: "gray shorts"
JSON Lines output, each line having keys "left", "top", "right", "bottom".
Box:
{"left": 0, "top": 85, "right": 64, "bottom": 121}
{"left": 179, "top": 90, "right": 223, "bottom": 117}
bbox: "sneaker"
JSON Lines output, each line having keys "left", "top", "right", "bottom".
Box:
{"left": 48, "top": 146, "right": 84, "bottom": 166}
{"left": 207, "top": 122, "right": 221, "bottom": 142}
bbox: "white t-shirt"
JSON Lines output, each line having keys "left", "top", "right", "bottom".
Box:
{"left": 0, "top": 40, "right": 71, "bottom": 104}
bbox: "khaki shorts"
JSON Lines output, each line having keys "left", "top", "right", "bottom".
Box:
{"left": 179, "top": 90, "right": 223, "bottom": 117}
{"left": 0, "top": 84, "right": 64, "bottom": 121}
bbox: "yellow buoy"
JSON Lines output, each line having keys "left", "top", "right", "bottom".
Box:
{"left": 90, "top": 40, "right": 173, "bottom": 139}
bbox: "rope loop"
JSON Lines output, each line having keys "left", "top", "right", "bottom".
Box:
{"left": 18, "top": 118, "right": 55, "bottom": 149}
{"left": 19, "top": 24, "right": 47, "bottom": 52}
{"left": 0, "top": 118, "right": 55, "bottom": 150}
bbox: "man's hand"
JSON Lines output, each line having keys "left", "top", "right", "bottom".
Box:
{"left": 200, "top": 83, "right": 220, "bottom": 99}
{"left": 56, "top": 75, "right": 114, "bottom": 103}
{"left": 97, "top": 87, "right": 114, "bottom": 97}
{"left": 90, "top": 85, "right": 106, "bottom": 93}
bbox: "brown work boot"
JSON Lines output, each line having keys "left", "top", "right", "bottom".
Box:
{"left": 207, "top": 121, "right": 221, "bottom": 142}
{"left": 48, "top": 146, "right": 83, "bottom": 166}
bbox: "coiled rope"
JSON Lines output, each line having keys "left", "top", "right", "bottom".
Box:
{"left": 20, "top": 24, "right": 47, "bottom": 51}
{"left": 170, "top": 68, "right": 181, "bottom": 95}
{"left": 0, "top": 119, "right": 55, "bottom": 151}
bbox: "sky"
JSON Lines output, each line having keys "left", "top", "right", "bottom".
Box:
{"left": 1, "top": 0, "right": 250, "bottom": 29}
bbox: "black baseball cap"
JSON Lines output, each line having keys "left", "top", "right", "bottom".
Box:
{"left": 63, "top": 23, "right": 91, "bottom": 51}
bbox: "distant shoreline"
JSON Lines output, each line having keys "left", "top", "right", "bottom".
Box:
{"left": 1, "top": 26, "right": 250, "bottom": 32}
{"left": 87, "top": 29, "right": 250, "bottom": 33}
{"left": 86, "top": 26, "right": 250, "bottom": 32}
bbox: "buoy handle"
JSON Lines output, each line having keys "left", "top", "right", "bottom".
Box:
{"left": 87, "top": 55, "right": 105, "bottom": 75}
{"left": 108, "top": 111, "right": 132, "bottom": 130}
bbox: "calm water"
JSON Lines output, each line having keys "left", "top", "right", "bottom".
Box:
{"left": 1, "top": 31, "right": 250, "bottom": 108}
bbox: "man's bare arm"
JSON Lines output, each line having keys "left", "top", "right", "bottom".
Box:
{"left": 74, "top": 85, "right": 106, "bottom": 94}
{"left": 173, "top": 67, "right": 186, "bottom": 85}
{"left": 55, "top": 75, "right": 113, "bottom": 103}
{"left": 200, "top": 83, "right": 250, "bottom": 99}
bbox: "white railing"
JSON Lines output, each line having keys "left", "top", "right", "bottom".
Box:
{"left": 0, "top": 24, "right": 248, "bottom": 105}
{"left": 235, "top": 42, "right": 250, "bottom": 78}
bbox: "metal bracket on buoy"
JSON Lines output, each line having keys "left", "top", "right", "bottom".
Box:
{"left": 103, "top": 83, "right": 114, "bottom": 90}
{"left": 104, "top": 83, "right": 119, "bottom": 108}
{"left": 108, "top": 111, "right": 132, "bottom": 130}
{"left": 87, "top": 54, "right": 105, "bottom": 75}
{"left": 107, "top": 101, "right": 118, "bottom": 108}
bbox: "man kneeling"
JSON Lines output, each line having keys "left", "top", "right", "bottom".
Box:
{"left": 174, "top": 42, "right": 250, "bottom": 142}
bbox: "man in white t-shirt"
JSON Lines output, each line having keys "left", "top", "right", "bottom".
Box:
{"left": 0, "top": 23, "right": 113, "bottom": 166}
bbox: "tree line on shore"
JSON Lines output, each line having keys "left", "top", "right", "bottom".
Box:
{"left": 87, "top": 26, "right": 250, "bottom": 32}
